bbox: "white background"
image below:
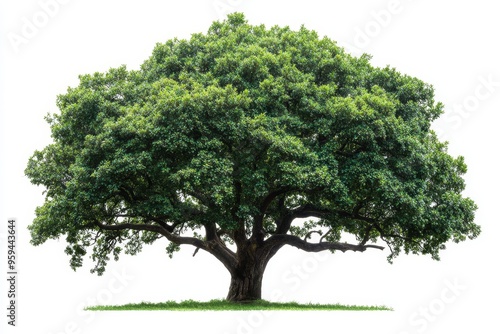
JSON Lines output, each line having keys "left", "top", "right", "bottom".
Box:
{"left": 1, "top": 1, "right": 499, "bottom": 333}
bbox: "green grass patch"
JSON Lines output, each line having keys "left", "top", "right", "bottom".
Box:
{"left": 85, "top": 299, "right": 392, "bottom": 311}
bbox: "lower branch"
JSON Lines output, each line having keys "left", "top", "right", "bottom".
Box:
{"left": 265, "top": 234, "right": 384, "bottom": 253}
{"left": 92, "top": 220, "right": 238, "bottom": 270}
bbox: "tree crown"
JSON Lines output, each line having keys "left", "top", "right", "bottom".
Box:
{"left": 26, "top": 13, "right": 479, "bottom": 275}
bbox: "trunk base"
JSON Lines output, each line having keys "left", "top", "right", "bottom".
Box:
{"left": 226, "top": 272, "right": 263, "bottom": 302}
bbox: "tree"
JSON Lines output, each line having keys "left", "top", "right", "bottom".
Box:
{"left": 25, "top": 13, "right": 480, "bottom": 302}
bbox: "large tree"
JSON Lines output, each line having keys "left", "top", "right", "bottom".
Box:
{"left": 26, "top": 13, "right": 479, "bottom": 302}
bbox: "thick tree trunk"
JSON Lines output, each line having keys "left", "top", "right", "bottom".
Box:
{"left": 226, "top": 272, "right": 263, "bottom": 302}
{"left": 226, "top": 255, "right": 266, "bottom": 302}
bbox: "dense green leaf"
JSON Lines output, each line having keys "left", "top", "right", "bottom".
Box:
{"left": 26, "top": 13, "right": 479, "bottom": 275}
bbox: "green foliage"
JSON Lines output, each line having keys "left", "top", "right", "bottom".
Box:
{"left": 26, "top": 13, "right": 479, "bottom": 274}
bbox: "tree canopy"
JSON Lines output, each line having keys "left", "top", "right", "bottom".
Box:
{"left": 26, "top": 13, "right": 479, "bottom": 301}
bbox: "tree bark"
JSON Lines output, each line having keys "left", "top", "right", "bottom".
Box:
{"left": 226, "top": 270, "right": 264, "bottom": 302}
{"left": 226, "top": 248, "right": 267, "bottom": 302}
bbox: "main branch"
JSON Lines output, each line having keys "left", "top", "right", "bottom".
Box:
{"left": 265, "top": 234, "right": 384, "bottom": 253}
{"left": 92, "top": 220, "right": 238, "bottom": 270}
